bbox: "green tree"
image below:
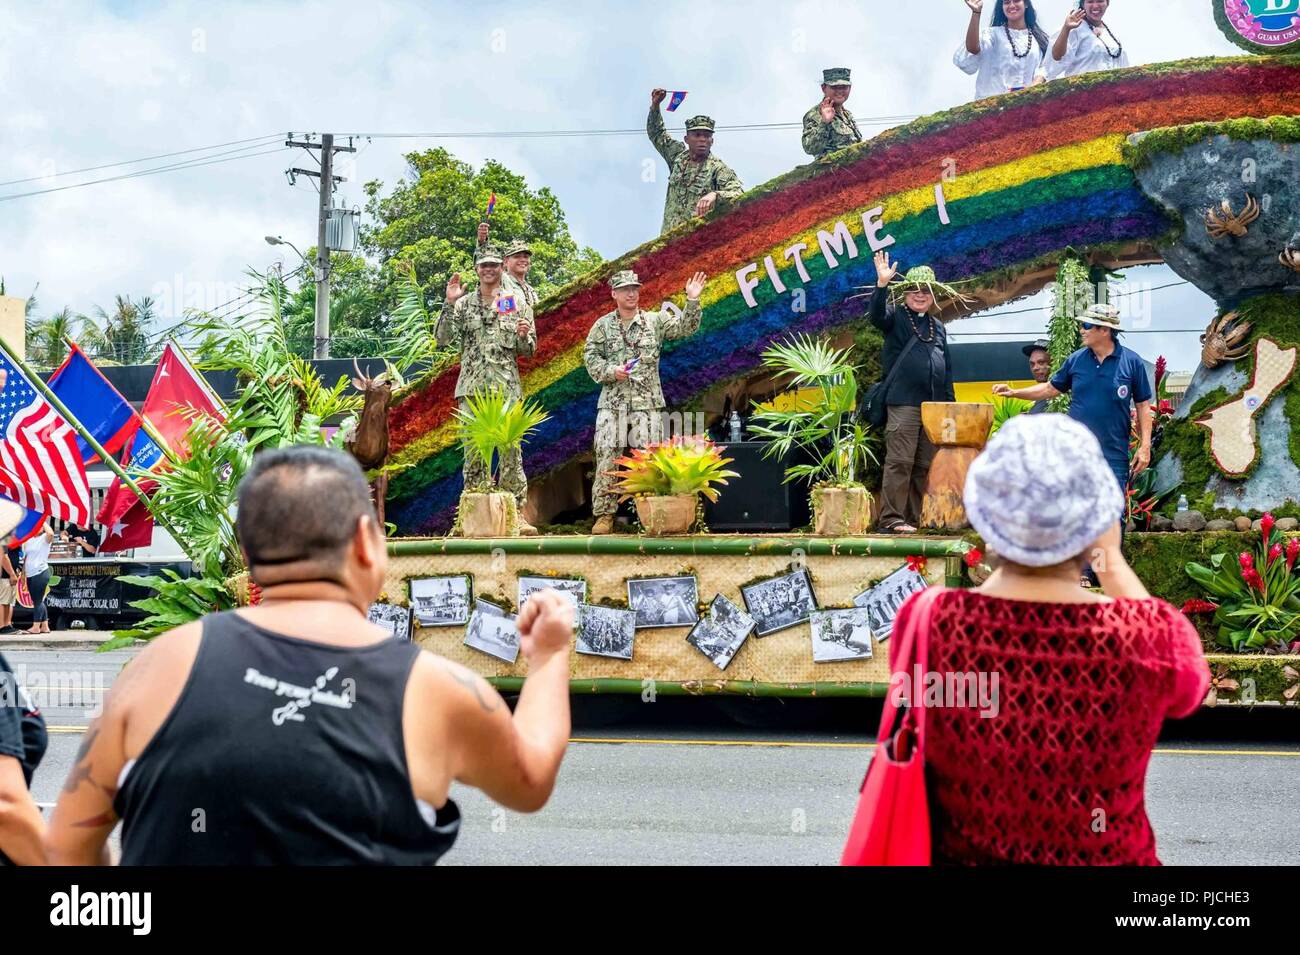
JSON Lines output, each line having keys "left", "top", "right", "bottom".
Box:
{"left": 362, "top": 148, "right": 602, "bottom": 309}
{"left": 84, "top": 294, "right": 157, "bottom": 365}
{"left": 25, "top": 306, "right": 85, "bottom": 369}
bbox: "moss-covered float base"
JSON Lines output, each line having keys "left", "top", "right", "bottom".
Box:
{"left": 1200, "top": 654, "right": 1299, "bottom": 707}
{"left": 383, "top": 535, "right": 966, "bottom": 694}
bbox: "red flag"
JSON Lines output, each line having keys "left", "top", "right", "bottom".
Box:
{"left": 96, "top": 343, "right": 225, "bottom": 554}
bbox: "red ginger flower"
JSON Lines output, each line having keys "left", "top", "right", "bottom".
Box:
{"left": 1240, "top": 552, "right": 1254, "bottom": 571}
{"left": 1268, "top": 543, "right": 1283, "bottom": 567}
{"left": 906, "top": 555, "right": 928, "bottom": 574}
{"left": 248, "top": 580, "right": 263, "bottom": 606}
{"left": 1179, "top": 599, "right": 1219, "bottom": 615}
{"left": 1244, "top": 569, "right": 1266, "bottom": 594}
{"left": 1261, "top": 513, "right": 1276, "bottom": 541}
{"left": 963, "top": 548, "right": 984, "bottom": 568}
{"left": 1286, "top": 539, "right": 1299, "bottom": 570}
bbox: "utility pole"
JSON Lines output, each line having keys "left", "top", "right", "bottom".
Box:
{"left": 284, "top": 133, "right": 356, "bottom": 359}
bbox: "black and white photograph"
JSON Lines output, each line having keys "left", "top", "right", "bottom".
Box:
{"left": 686, "top": 594, "right": 756, "bottom": 671}
{"left": 367, "top": 602, "right": 412, "bottom": 641}
{"left": 740, "top": 569, "right": 818, "bottom": 637}
{"left": 575, "top": 604, "right": 637, "bottom": 660}
{"left": 852, "top": 566, "right": 928, "bottom": 640}
{"left": 627, "top": 575, "right": 699, "bottom": 629}
{"left": 809, "top": 608, "right": 874, "bottom": 663}
{"left": 409, "top": 575, "right": 471, "bottom": 627}
{"left": 518, "top": 575, "right": 587, "bottom": 611}
{"left": 464, "top": 604, "right": 520, "bottom": 664}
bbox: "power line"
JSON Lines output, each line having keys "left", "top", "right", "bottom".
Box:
{"left": 344, "top": 115, "right": 919, "bottom": 141}
{"left": 0, "top": 134, "right": 284, "bottom": 188}
{"left": 0, "top": 144, "right": 290, "bottom": 203}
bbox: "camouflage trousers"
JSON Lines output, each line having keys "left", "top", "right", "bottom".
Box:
{"left": 460, "top": 398, "right": 528, "bottom": 507}
{"left": 591, "top": 407, "right": 664, "bottom": 517}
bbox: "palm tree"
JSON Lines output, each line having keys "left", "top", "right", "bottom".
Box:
{"left": 25, "top": 307, "right": 83, "bottom": 369}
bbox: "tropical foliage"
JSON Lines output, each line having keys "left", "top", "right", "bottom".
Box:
{"left": 452, "top": 387, "right": 549, "bottom": 491}
{"left": 1185, "top": 513, "right": 1300, "bottom": 651}
{"left": 747, "top": 335, "right": 878, "bottom": 489}
{"left": 986, "top": 394, "right": 1033, "bottom": 437}
{"left": 610, "top": 437, "right": 738, "bottom": 502}
{"left": 107, "top": 278, "right": 373, "bottom": 645}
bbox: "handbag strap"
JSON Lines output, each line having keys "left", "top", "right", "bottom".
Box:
{"left": 875, "top": 586, "right": 943, "bottom": 744}
{"left": 876, "top": 332, "right": 921, "bottom": 404}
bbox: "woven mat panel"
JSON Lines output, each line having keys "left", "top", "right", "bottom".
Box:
{"left": 385, "top": 549, "right": 943, "bottom": 685}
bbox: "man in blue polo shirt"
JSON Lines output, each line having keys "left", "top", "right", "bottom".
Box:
{"left": 994, "top": 303, "right": 1153, "bottom": 495}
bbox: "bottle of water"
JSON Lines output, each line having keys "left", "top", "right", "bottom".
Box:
{"left": 729, "top": 411, "right": 743, "bottom": 443}
{"left": 1177, "top": 494, "right": 1189, "bottom": 512}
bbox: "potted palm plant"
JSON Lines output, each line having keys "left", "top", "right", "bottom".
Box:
{"left": 747, "top": 335, "right": 878, "bottom": 536}
{"left": 609, "top": 436, "right": 738, "bottom": 536}
{"left": 453, "top": 387, "right": 549, "bottom": 538}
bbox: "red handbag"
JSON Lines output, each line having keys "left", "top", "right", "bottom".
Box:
{"left": 840, "top": 586, "right": 943, "bottom": 866}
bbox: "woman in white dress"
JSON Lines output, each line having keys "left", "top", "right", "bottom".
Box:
{"left": 1048, "top": 0, "right": 1129, "bottom": 79}
{"left": 954, "top": 0, "right": 1050, "bottom": 101}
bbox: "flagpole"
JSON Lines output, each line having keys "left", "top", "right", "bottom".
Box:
{"left": 0, "top": 335, "right": 196, "bottom": 564}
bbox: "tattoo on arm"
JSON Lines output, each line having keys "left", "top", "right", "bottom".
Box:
{"left": 62, "top": 725, "right": 118, "bottom": 801}
{"left": 440, "top": 659, "right": 502, "bottom": 713}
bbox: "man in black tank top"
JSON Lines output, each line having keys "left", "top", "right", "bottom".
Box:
{"left": 44, "top": 446, "right": 575, "bottom": 865}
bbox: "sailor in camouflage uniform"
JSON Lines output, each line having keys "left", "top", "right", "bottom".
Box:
{"left": 583, "top": 268, "right": 708, "bottom": 535}
{"left": 647, "top": 90, "right": 745, "bottom": 234}
{"left": 476, "top": 224, "right": 540, "bottom": 308}
{"left": 436, "top": 246, "right": 540, "bottom": 535}
{"left": 801, "top": 67, "right": 864, "bottom": 158}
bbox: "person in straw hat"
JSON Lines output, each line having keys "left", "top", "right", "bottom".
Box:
{"left": 873, "top": 413, "right": 1208, "bottom": 865}
{"left": 994, "top": 301, "right": 1152, "bottom": 498}
{"left": 867, "top": 250, "right": 969, "bottom": 534}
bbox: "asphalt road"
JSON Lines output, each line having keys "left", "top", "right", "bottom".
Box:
{"left": 12, "top": 649, "right": 1299, "bottom": 866}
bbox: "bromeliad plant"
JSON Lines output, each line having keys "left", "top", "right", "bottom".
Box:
{"left": 452, "top": 387, "right": 549, "bottom": 492}
{"left": 1185, "top": 513, "right": 1300, "bottom": 651}
{"left": 747, "top": 335, "right": 878, "bottom": 489}
{"left": 610, "top": 436, "right": 738, "bottom": 502}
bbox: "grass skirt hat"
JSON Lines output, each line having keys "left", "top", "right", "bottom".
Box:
{"left": 887, "top": 265, "right": 974, "bottom": 310}
{"left": 964, "top": 414, "right": 1125, "bottom": 567}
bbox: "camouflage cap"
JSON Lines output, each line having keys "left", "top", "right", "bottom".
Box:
{"left": 609, "top": 270, "right": 642, "bottom": 290}
{"left": 475, "top": 247, "right": 504, "bottom": 265}
{"left": 684, "top": 115, "right": 715, "bottom": 132}
{"left": 504, "top": 240, "right": 532, "bottom": 257}
{"left": 822, "top": 67, "right": 852, "bottom": 86}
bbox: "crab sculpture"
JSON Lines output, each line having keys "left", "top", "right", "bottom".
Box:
{"left": 1200, "top": 311, "right": 1254, "bottom": 369}
{"left": 1204, "top": 194, "right": 1261, "bottom": 239}
{"left": 1280, "top": 246, "right": 1300, "bottom": 273}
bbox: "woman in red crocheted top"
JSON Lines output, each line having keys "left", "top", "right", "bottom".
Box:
{"left": 894, "top": 414, "right": 1209, "bottom": 866}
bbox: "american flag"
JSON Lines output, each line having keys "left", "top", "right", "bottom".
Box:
{"left": 0, "top": 352, "right": 91, "bottom": 524}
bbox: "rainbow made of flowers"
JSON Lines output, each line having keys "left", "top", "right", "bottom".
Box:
{"left": 386, "top": 55, "right": 1300, "bottom": 536}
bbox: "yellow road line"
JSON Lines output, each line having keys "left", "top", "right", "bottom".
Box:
{"left": 45, "top": 727, "right": 1300, "bottom": 758}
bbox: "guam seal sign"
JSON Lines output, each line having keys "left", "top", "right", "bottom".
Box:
{"left": 1216, "top": 0, "right": 1300, "bottom": 53}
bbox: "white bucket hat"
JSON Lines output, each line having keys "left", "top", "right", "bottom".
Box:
{"left": 964, "top": 414, "right": 1126, "bottom": 567}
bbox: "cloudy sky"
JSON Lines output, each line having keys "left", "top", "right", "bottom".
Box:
{"left": 1, "top": 0, "right": 1244, "bottom": 370}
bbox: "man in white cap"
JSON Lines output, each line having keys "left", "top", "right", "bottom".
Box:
{"left": 994, "top": 302, "right": 1152, "bottom": 496}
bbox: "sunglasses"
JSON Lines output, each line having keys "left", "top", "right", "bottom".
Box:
{"left": 1080, "top": 322, "right": 1097, "bottom": 330}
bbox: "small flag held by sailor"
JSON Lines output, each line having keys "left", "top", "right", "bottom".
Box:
{"left": 485, "top": 192, "right": 497, "bottom": 217}
{"left": 496, "top": 294, "right": 518, "bottom": 315}
{"left": 667, "top": 91, "right": 687, "bottom": 112}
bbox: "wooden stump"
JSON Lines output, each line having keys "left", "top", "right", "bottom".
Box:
{"left": 920, "top": 402, "right": 993, "bottom": 531}
{"left": 460, "top": 492, "right": 515, "bottom": 538}
{"left": 813, "top": 486, "right": 874, "bottom": 536}
{"left": 635, "top": 494, "right": 697, "bottom": 536}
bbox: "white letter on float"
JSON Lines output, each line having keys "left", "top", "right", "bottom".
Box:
{"left": 736, "top": 263, "right": 762, "bottom": 308}
{"left": 861, "top": 206, "right": 896, "bottom": 252}
{"left": 762, "top": 255, "right": 787, "bottom": 294}
{"left": 816, "top": 220, "right": 858, "bottom": 270}
{"left": 783, "top": 242, "right": 812, "bottom": 283}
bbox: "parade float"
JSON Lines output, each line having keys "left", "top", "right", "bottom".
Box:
{"left": 376, "top": 3, "right": 1300, "bottom": 705}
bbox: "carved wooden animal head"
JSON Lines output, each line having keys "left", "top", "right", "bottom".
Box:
{"left": 1204, "top": 194, "right": 1260, "bottom": 240}
{"left": 346, "top": 358, "right": 395, "bottom": 469}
